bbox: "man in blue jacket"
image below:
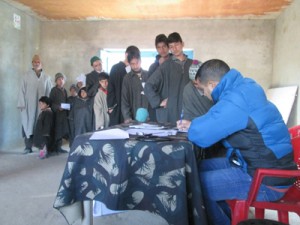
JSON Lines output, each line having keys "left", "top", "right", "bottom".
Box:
{"left": 177, "top": 59, "right": 297, "bottom": 225}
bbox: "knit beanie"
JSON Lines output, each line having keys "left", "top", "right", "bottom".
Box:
{"left": 90, "top": 56, "right": 101, "bottom": 66}
{"left": 189, "top": 60, "right": 202, "bottom": 81}
{"left": 55, "top": 72, "right": 66, "bottom": 82}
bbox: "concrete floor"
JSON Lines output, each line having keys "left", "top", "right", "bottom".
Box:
{"left": 0, "top": 147, "right": 299, "bottom": 225}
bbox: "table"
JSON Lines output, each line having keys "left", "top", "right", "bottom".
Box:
{"left": 53, "top": 131, "right": 208, "bottom": 225}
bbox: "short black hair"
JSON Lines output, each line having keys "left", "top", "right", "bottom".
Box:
{"left": 99, "top": 72, "right": 109, "bottom": 81}
{"left": 125, "top": 45, "right": 140, "bottom": 54}
{"left": 167, "top": 32, "right": 183, "bottom": 44}
{"left": 195, "top": 59, "right": 230, "bottom": 84}
{"left": 78, "top": 87, "right": 87, "bottom": 98}
{"left": 127, "top": 46, "right": 141, "bottom": 63}
{"left": 39, "top": 96, "right": 51, "bottom": 107}
{"left": 155, "top": 34, "right": 168, "bottom": 46}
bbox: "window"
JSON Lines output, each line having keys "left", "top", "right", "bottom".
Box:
{"left": 100, "top": 48, "right": 194, "bottom": 74}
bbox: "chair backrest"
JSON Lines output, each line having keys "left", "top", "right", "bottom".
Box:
{"left": 289, "top": 125, "right": 300, "bottom": 168}
{"left": 289, "top": 125, "right": 300, "bottom": 189}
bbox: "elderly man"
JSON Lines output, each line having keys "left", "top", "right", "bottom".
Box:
{"left": 17, "top": 55, "right": 53, "bottom": 154}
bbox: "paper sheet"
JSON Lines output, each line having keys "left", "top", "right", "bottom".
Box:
{"left": 90, "top": 128, "right": 129, "bottom": 140}
{"left": 127, "top": 128, "right": 177, "bottom": 137}
{"left": 129, "top": 123, "right": 165, "bottom": 130}
{"left": 61, "top": 103, "right": 71, "bottom": 110}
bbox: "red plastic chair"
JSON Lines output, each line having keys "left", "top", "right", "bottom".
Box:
{"left": 228, "top": 125, "right": 300, "bottom": 225}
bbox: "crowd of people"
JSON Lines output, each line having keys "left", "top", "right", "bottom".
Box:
{"left": 17, "top": 31, "right": 297, "bottom": 225}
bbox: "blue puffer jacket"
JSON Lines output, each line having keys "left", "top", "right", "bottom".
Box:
{"left": 188, "top": 69, "right": 296, "bottom": 185}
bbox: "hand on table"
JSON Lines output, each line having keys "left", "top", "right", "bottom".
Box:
{"left": 176, "top": 119, "right": 191, "bottom": 132}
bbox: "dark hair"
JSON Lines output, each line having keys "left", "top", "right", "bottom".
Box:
{"left": 78, "top": 87, "right": 87, "bottom": 98}
{"left": 127, "top": 47, "right": 141, "bottom": 63}
{"left": 155, "top": 34, "right": 168, "bottom": 46}
{"left": 39, "top": 96, "right": 51, "bottom": 107}
{"left": 99, "top": 72, "right": 109, "bottom": 81}
{"left": 195, "top": 59, "right": 230, "bottom": 84}
{"left": 167, "top": 32, "right": 183, "bottom": 44}
{"left": 125, "top": 45, "right": 140, "bottom": 54}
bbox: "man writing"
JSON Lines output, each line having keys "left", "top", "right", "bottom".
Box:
{"left": 177, "top": 59, "right": 297, "bottom": 225}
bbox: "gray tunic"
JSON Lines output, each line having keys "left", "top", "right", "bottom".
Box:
{"left": 121, "top": 70, "right": 149, "bottom": 121}
{"left": 182, "top": 82, "right": 213, "bottom": 121}
{"left": 94, "top": 89, "right": 110, "bottom": 129}
{"left": 144, "top": 56, "right": 192, "bottom": 125}
{"left": 17, "top": 69, "right": 52, "bottom": 138}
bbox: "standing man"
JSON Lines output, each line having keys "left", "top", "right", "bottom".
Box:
{"left": 121, "top": 47, "right": 149, "bottom": 123}
{"left": 177, "top": 59, "right": 297, "bottom": 225}
{"left": 17, "top": 55, "right": 52, "bottom": 154}
{"left": 148, "top": 34, "right": 171, "bottom": 76}
{"left": 145, "top": 32, "right": 192, "bottom": 125}
{"left": 106, "top": 46, "right": 138, "bottom": 126}
{"left": 182, "top": 60, "right": 213, "bottom": 121}
{"left": 86, "top": 56, "right": 109, "bottom": 130}
{"left": 86, "top": 56, "right": 108, "bottom": 100}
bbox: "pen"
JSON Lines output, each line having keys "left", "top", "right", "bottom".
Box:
{"left": 180, "top": 109, "right": 184, "bottom": 124}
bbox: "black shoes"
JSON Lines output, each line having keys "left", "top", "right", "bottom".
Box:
{"left": 23, "top": 148, "right": 33, "bottom": 154}
{"left": 57, "top": 148, "right": 68, "bottom": 154}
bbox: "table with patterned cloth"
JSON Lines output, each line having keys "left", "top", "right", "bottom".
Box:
{"left": 53, "top": 132, "right": 208, "bottom": 225}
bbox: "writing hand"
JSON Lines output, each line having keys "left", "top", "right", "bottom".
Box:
{"left": 176, "top": 119, "right": 191, "bottom": 132}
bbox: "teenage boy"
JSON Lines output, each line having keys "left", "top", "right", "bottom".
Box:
{"left": 145, "top": 32, "right": 192, "bottom": 125}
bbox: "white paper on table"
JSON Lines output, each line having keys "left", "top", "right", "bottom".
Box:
{"left": 61, "top": 103, "right": 71, "bottom": 110}
{"left": 129, "top": 123, "right": 165, "bottom": 129}
{"left": 127, "top": 128, "right": 177, "bottom": 137}
{"left": 90, "top": 128, "right": 129, "bottom": 140}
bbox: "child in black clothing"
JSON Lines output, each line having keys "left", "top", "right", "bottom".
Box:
{"left": 33, "top": 96, "right": 54, "bottom": 159}
{"left": 50, "top": 73, "right": 69, "bottom": 153}
{"left": 70, "top": 87, "right": 94, "bottom": 138}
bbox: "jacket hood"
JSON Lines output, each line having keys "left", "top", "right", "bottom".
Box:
{"left": 211, "top": 69, "right": 243, "bottom": 103}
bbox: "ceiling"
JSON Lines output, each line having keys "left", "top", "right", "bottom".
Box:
{"left": 6, "top": 0, "right": 292, "bottom": 21}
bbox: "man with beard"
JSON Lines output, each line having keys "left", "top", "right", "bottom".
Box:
{"left": 85, "top": 56, "right": 109, "bottom": 130}
{"left": 121, "top": 47, "right": 150, "bottom": 124}
{"left": 17, "top": 55, "right": 52, "bottom": 154}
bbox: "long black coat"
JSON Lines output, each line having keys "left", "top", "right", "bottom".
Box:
{"left": 33, "top": 108, "right": 54, "bottom": 150}
{"left": 50, "top": 86, "right": 69, "bottom": 141}
{"left": 69, "top": 97, "right": 93, "bottom": 138}
{"left": 107, "top": 61, "right": 127, "bottom": 126}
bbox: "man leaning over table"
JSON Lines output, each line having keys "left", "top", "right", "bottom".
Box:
{"left": 177, "top": 59, "right": 297, "bottom": 225}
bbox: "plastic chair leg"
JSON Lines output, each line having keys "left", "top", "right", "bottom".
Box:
{"left": 255, "top": 208, "right": 265, "bottom": 219}
{"left": 278, "top": 211, "right": 289, "bottom": 224}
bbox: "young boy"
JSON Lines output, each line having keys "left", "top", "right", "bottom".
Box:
{"left": 121, "top": 47, "right": 150, "bottom": 123}
{"left": 49, "top": 73, "right": 69, "bottom": 153}
{"left": 70, "top": 87, "right": 94, "bottom": 137}
{"left": 33, "top": 96, "right": 53, "bottom": 159}
{"left": 94, "top": 73, "right": 110, "bottom": 130}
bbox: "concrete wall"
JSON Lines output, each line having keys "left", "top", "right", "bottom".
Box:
{"left": 273, "top": 0, "right": 300, "bottom": 126}
{"left": 1, "top": 1, "right": 288, "bottom": 152}
{"left": 0, "top": 1, "right": 41, "bottom": 151}
{"left": 40, "top": 19, "right": 275, "bottom": 92}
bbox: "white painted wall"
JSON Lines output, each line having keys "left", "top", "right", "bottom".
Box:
{"left": 273, "top": 0, "right": 300, "bottom": 126}
{"left": 40, "top": 19, "right": 275, "bottom": 91}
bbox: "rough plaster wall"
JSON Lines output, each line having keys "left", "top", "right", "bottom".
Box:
{"left": 273, "top": 0, "right": 300, "bottom": 127}
{"left": 40, "top": 19, "right": 275, "bottom": 92}
{"left": 0, "top": 1, "right": 40, "bottom": 151}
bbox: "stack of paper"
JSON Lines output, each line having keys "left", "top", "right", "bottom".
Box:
{"left": 90, "top": 128, "right": 129, "bottom": 140}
